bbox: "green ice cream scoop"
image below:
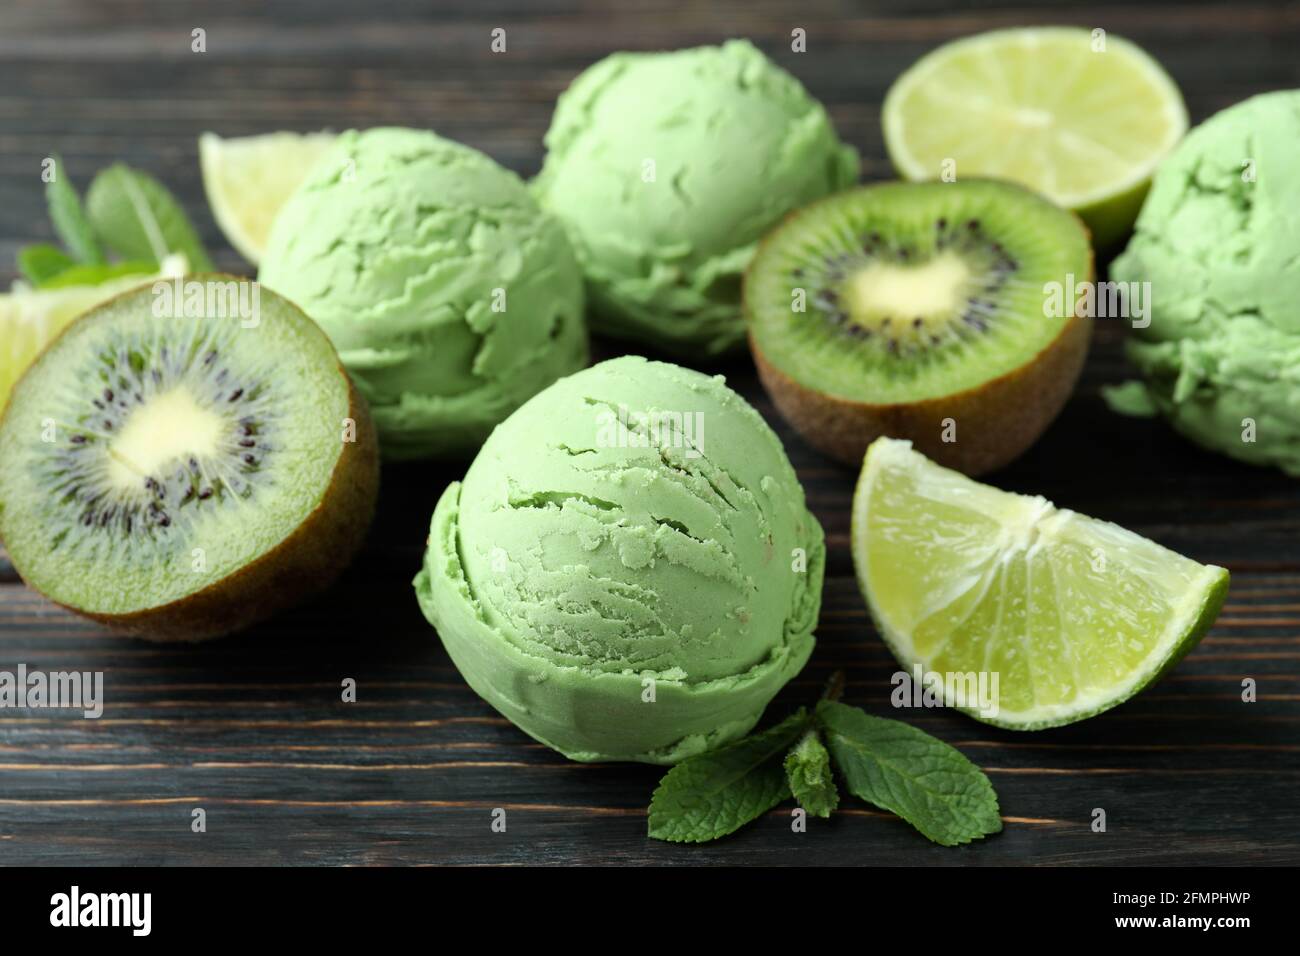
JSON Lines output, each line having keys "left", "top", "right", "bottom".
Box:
{"left": 414, "top": 356, "right": 825, "bottom": 764}
{"left": 532, "top": 40, "right": 859, "bottom": 358}
{"left": 1110, "top": 91, "right": 1300, "bottom": 475}
{"left": 259, "top": 127, "right": 587, "bottom": 460}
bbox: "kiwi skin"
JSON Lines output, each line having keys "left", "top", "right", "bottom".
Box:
{"left": 746, "top": 209, "right": 1095, "bottom": 476}
{"left": 0, "top": 275, "right": 381, "bottom": 642}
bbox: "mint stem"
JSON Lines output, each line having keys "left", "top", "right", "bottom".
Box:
{"left": 821, "top": 669, "right": 845, "bottom": 704}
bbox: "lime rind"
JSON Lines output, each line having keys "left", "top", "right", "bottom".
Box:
{"left": 851, "top": 437, "right": 1229, "bottom": 730}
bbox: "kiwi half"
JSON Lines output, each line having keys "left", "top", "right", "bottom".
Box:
{"left": 746, "top": 180, "right": 1093, "bottom": 474}
{"left": 0, "top": 276, "right": 379, "bottom": 641}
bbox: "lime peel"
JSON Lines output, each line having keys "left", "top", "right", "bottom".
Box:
{"left": 851, "top": 437, "right": 1229, "bottom": 730}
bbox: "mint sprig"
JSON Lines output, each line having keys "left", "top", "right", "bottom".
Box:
{"left": 86, "top": 163, "right": 213, "bottom": 271}
{"left": 784, "top": 728, "right": 839, "bottom": 818}
{"left": 648, "top": 709, "right": 807, "bottom": 843}
{"left": 39, "top": 260, "right": 161, "bottom": 289}
{"left": 817, "top": 699, "right": 1001, "bottom": 846}
{"left": 46, "top": 156, "right": 105, "bottom": 266}
{"left": 646, "top": 673, "right": 1002, "bottom": 846}
{"left": 18, "top": 157, "right": 209, "bottom": 287}
{"left": 16, "top": 243, "right": 76, "bottom": 286}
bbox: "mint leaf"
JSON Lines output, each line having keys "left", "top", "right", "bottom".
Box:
{"left": 16, "top": 244, "right": 76, "bottom": 286}
{"left": 1101, "top": 380, "right": 1158, "bottom": 418}
{"left": 41, "top": 260, "right": 158, "bottom": 289}
{"left": 46, "top": 157, "right": 104, "bottom": 265}
{"left": 817, "top": 700, "right": 1001, "bottom": 846}
{"left": 85, "top": 163, "right": 212, "bottom": 270}
{"left": 784, "top": 728, "right": 838, "bottom": 818}
{"left": 648, "top": 710, "right": 807, "bottom": 843}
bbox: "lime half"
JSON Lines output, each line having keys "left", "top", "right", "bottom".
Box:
{"left": 0, "top": 256, "right": 186, "bottom": 413}
{"left": 882, "top": 27, "right": 1187, "bottom": 248}
{"left": 199, "top": 131, "right": 336, "bottom": 265}
{"left": 852, "top": 438, "right": 1228, "bottom": 729}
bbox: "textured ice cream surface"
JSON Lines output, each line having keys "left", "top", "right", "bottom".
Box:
{"left": 414, "top": 356, "right": 825, "bottom": 763}
{"left": 259, "top": 127, "right": 587, "bottom": 460}
{"left": 532, "top": 40, "right": 859, "bottom": 358}
{"left": 1111, "top": 91, "right": 1300, "bottom": 474}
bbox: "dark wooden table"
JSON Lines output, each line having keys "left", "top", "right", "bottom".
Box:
{"left": 1, "top": 0, "right": 1298, "bottom": 866}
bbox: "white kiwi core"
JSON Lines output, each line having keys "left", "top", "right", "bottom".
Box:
{"left": 107, "top": 387, "right": 226, "bottom": 489}
{"left": 843, "top": 251, "right": 972, "bottom": 337}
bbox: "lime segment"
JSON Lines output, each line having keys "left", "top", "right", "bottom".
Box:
{"left": 0, "top": 256, "right": 186, "bottom": 413}
{"left": 199, "top": 131, "right": 336, "bottom": 265}
{"left": 882, "top": 27, "right": 1188, "bottom": 247}
{"left": 852, "top": 438, "right": 1229, "bottom": 729}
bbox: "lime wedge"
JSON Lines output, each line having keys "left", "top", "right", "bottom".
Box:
{"left": 852, "top": 438, "right": 1228, "bottom": 729}
{"left": 199, "top": 131, "right": 336, "bottom": 265}
{"left": 882, "top": 27, "right": 1187, "bottom": 248}
{"left": 0, "top": 256, "right": 186, "bottom": 413}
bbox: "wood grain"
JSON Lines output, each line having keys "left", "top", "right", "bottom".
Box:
{"left": 1, "top": 0, "right": 1298, "bottom": 865}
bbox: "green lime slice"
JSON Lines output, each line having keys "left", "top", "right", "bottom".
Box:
{"left": 852, "top": 438, "right": 1229, "bottom": 729}
{"left": 882, "top": 27, "right": 1187, "bottom": 248}
{"left": 199, "top": 131, "right": 336, "bottom": 265}
{"left": 0, "top": 256, "right": 186, "bottom": 413}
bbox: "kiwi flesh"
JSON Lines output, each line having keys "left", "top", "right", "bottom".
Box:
{"left": 0, "top": 275, "right": 379, "bottom": 641}
{"left": 746, "top": 179, "right": 1093, "bottom": 474}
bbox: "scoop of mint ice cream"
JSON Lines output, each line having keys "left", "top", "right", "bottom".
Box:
{"left": 259, "top": 127, "right": 587, "bottom": 460}
{"left": 532, "top": 40, "right": 859, "bottom": 358}
{"left": 1110, "top": 91, "right": 1300, "bottom": 474}
{"left": 414, "top": 356, "right": 825, "bottom": 764}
